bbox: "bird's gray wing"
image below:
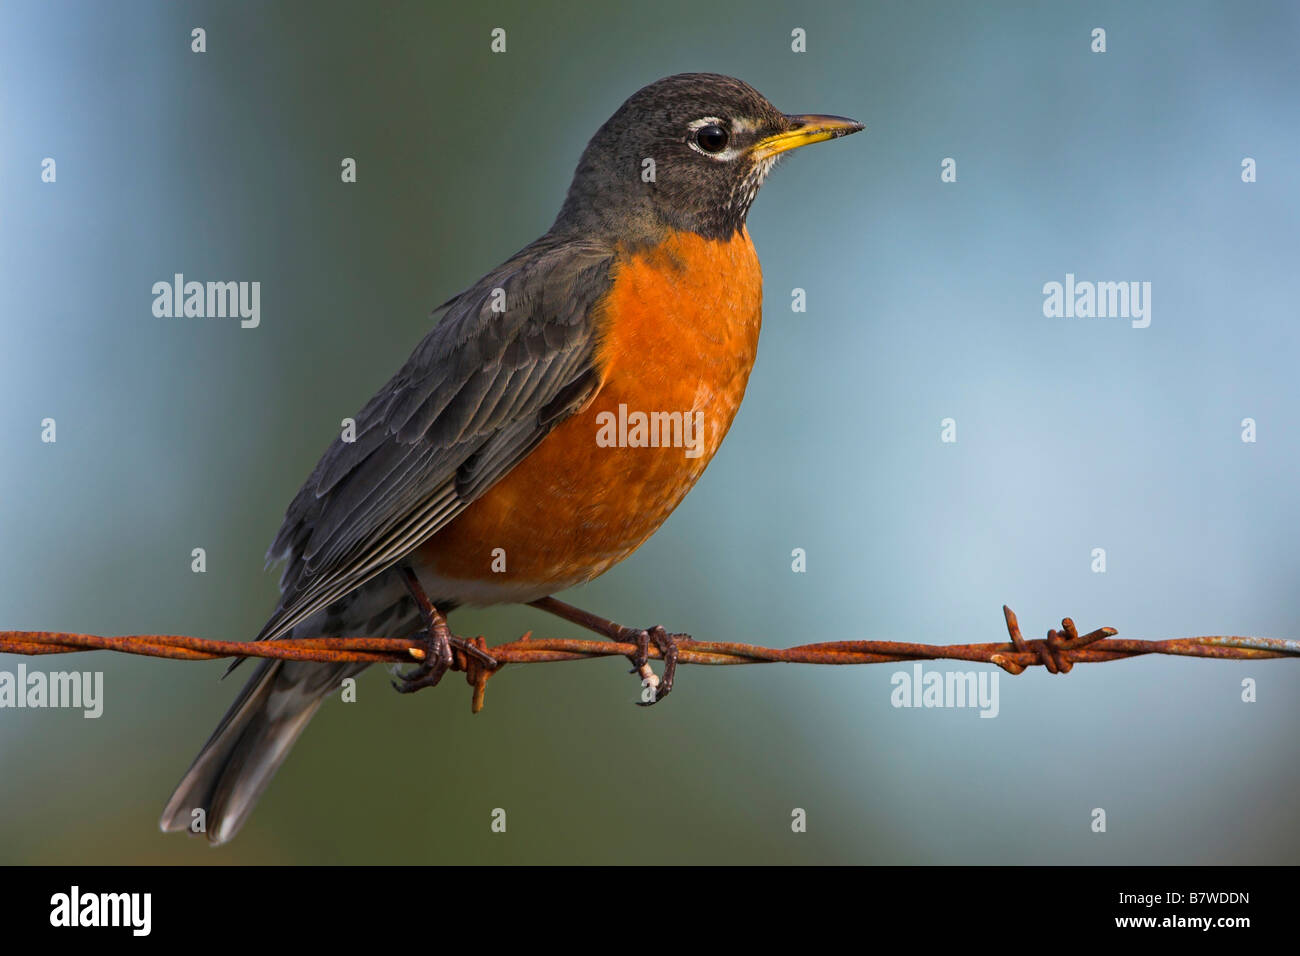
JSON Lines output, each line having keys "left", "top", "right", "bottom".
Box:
{"left": 254, "top": 235, "right": 616, "bottom": 643}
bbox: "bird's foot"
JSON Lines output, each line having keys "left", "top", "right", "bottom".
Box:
{"left": 391, "top": 564, "right": 483, "bottom": 694}
{"left": 526, "top": 596, "right": 689, "bottom": 705}
{"left": 392, "top": 620, "right": 455, "bottom": 693}
{"left": 392, "top": 626, "right": 497, "bottom": 694}
{"left": 623, "top": 624, "right": 685, "bottom": 706}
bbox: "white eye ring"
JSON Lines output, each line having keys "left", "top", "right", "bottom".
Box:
{"left": 687, "top": 116, "right": 742, "bottom": 161}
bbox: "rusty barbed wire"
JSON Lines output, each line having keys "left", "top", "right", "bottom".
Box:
{"left": 1, "top": 606, "right": 1296, "bottom": 713}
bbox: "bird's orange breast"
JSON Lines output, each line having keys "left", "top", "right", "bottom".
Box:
{"left": 418, "top": 227, "right": 764, "bottom": 598}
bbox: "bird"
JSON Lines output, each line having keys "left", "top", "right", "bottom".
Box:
{"left": 160, "top": 72, "right": 863, "bottom": 845}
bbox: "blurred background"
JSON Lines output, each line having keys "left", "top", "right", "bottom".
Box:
{"left": 2, "top": 0, "right": 1298, "bottom": 864}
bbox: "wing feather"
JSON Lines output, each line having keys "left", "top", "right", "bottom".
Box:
{"left": 255, "top": 235, "right": 615, "bottom": 643}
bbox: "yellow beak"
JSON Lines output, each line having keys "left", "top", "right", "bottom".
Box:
{"left": 752, "top": 114, "right": 865, "bottom": 159}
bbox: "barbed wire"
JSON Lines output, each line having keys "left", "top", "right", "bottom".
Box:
{"left": 1, "top": 606, "right": 1295, "bottom": 713}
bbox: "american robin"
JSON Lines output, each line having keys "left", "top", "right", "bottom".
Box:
{"left": 160, "top": 73, "right": 862, "bottom": 844}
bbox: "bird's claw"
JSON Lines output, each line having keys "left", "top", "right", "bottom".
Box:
{"left": 625, "top": 624, "right": 682, "bottom": 706}
{"left": 392, "top": 625, "right": 455, "bottom": 694}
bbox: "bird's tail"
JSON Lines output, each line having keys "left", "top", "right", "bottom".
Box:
{"left": 159, "top": 658, "right": 356, "bottom": 845}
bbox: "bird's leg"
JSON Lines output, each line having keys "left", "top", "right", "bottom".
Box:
{"left": 392, "top": 567, "right": 497, "bottom": 695}
{"left": 391, "top": 566, "right": 456, "bottom": 694}
{"left": 528, "top": 596, "right": 685, "bottom": 705}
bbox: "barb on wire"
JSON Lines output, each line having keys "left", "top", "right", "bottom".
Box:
{"left": 1, "top": 606, "right": 1296, "bottom": 714}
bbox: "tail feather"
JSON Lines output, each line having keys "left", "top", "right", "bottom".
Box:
{"left": 159, "top": 659, "right": 354, "bottom": 845}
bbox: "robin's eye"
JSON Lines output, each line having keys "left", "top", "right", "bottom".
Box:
{"left": 694, "top": 124, "right": 729, "bottom": 153}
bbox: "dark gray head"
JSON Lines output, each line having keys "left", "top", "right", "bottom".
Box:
{"left": 553, "top": 73, "right": 863, "bottom": 243}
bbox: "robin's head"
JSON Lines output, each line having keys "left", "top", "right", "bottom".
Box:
{"left": 553, "top": 73, "right": 863, "bottom": 242}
